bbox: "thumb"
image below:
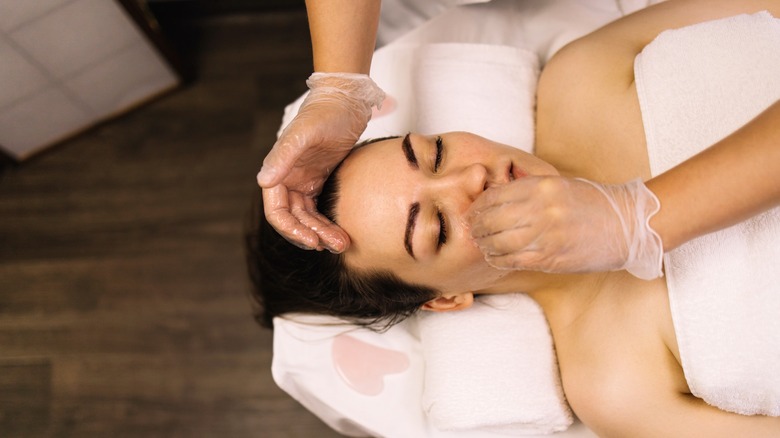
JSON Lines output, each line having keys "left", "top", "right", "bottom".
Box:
{"left": 257, "top": 133, "right": 306, "bottom": 187}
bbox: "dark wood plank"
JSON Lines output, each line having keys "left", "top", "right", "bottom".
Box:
{"left": 0, "top": 9, "right": 344, "bottom": 438}
{"left": 0, "top": 359, "right": 51, "bottom": 437}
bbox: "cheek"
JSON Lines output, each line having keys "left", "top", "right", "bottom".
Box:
{"left": 439, "top": 246, "right": 500, "bottom": 291}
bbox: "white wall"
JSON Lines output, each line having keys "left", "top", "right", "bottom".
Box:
{"left": 0, "top": 0, "right": 179, "bottom": 159}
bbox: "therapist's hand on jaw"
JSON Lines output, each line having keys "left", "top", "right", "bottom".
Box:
{"left": 468, "top": 176, "right": 664, "bottom": 280}
{"left": 257, "top": 73, "right": 385, "bottom": 252}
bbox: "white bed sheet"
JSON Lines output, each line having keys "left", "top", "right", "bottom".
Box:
{"left": 274, "top": 315, "right": 597, "bottom": 437}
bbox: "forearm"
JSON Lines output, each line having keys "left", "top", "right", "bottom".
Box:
{"left": 646, "top": 100, "right": 780, "bottom": 251}
{"left": 305, "top": 0, "right": 381, "bottom": 74}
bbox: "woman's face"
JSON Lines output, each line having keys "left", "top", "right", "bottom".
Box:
{"left": 335, "top": 132, "right": 558, "bottom": 296}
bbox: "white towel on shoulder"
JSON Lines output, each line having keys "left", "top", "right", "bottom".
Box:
{"left": 634, "top": 11, "right": 780, "bottom": 416}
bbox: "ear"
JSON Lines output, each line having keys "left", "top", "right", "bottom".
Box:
{"left": 421, "top": 292, "right": 474, "bottom": 312}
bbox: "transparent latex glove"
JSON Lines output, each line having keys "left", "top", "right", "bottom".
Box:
{"left": 468, "top": 176, "right": 664, "bottom": 280}
{"left": 257, "top": 72, "right": 385, "bottom": 252}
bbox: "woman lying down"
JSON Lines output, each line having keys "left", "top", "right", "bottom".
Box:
{"left": 247, "top": 1, "right": 780, "bottom": 436}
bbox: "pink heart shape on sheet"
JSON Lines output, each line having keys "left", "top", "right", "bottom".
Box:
{"left": 331, "top": 333, "right": 410, "bottom": 396}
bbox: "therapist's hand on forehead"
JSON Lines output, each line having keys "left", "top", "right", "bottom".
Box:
{"left": 468, "top": 176, "right": 664, "bottom": 280}
{"left": 257, "top": 73, "right": 384, "bottom": 252}
{"left": 257, "top": 0, "right": 382, "bottom": 253}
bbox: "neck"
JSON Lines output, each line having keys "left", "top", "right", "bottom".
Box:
{"left": 484, "top": 270, "right": 610, "bottom": 331}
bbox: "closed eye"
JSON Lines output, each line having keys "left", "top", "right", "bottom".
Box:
{"left": 434, "top": 136, "right": 444, "bottom": 172}
{"left": 437, "top": 210, "right": 447, "bottom": 251}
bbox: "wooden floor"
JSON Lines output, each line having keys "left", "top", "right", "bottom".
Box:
{"left": 0, "top": 8, "right": 344, "bottom": 438}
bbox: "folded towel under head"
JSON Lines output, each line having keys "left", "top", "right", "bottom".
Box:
{"left": 635, "top": 11, "right": 780, "bottom": 416}
{"left": 412, "top": 43, "right": 539, "bottom": 152}
{"left": 418, "top": 293, "right": 573, "bottom": 434}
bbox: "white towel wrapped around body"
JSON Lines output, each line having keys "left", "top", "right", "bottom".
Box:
{"left": 634, "top": 11, "right": 780, "bottom": 416}
{"left": 418, "top": 293, "right": 573, "bottom": 434}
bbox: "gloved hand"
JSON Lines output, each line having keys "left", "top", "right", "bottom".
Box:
{"left": 257, "top": 72, "right": 385, "bottom": 252}
{"left": 468, "top": 176, "right": 664, "bottom": 280}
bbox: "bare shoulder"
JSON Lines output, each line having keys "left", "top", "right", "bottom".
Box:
{"left": 539, "top": 0, "right": 780, "bottom": 101}
{"left": 535, "top": 36, "right": 645, "bottom": 182}
{"left": 557, "top": 276, "right": 780, "bottom": 437}
{"left": 535, "top": 0, "right": 780, "bottom": 181}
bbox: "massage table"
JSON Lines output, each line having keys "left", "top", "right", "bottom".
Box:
{"left": 269, "top": 0, "right": 780, "bottom": 436}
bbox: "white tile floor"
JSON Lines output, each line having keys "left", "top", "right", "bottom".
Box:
{"left": 0, "top": 0, "right": 179, "bottom": 159}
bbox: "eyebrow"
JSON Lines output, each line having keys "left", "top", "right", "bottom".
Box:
{"left": 402, "top": 133, "right": 418, "bottom": 169}
{"left": 404, "top": 202, "right": 420, "bottom": 259}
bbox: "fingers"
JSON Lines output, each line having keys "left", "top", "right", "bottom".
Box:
{"left": 470, "top": 176, "right": 641, "bottom": 274}
{"left": 470, "top": 186, "right": 545, "bottom": 243}
{"left": 484, "top": 252, "right": 532, "bottom": 270}
{"left": 257, "top": 165, "right": 281, "bottom": 188}
{"left": 296, "top": 194, "right": 351, "bottom": 253}
{"left": 263, "top": 185, "right": 319, "bottom": 249}
{"left": 467, "top": 176, "right": 573, "bottom": 272}
{"left": 470, "top": 202, "right": 530, "bottom": 239}
{"left": 468, "top": 178, "right": 536, "bottom": 218}
{"left": 472, "top": 223, "right": 552, "bottom": 271}
{"left": 484, "top": 250, "right": 557, "bottom": 272}
{"left": 468, "top": 187, "right": 507, "bottom": 220}
{"left": 474, "top": 226, "right": 538, "bottom": 257}
{"left": 478, "top": 226, "right": 571, "bottom": 272}
{"left": 262, "top": 185, "right": 350, "bottom": 253}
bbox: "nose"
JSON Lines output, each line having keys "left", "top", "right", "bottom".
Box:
{"left": 435, "top": 163, "right": 488, "bottom": 207}
{"left": 462, "top": 163, "right": 489, "bottom": 201}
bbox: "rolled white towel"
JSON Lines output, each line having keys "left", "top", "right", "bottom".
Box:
{"left": 418, "top": 293, "right": 573, "bottom": 434}
{"left": 283, "top": 42, "right": 540, "bottom": 152}
{"left": 412, "top": 43, "right": 539, "bottom": 152}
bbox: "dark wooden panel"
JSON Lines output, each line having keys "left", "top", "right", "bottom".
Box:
{"left": 0, "top": 9, "right": 343, "bottom": 438}
{"left": 0, "top": 359, "right": 51, "bottom": 437}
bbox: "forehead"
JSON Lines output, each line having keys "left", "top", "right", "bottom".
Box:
{"left": 335, "top": 137, "right": 413, "bottom": 271}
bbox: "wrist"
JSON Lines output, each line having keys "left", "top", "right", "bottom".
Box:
{"left": 575, "top": 178, "right": 664, "bottom": 279}
{"left": 621, "top": 179, "right": 664, "bottom": 280}
{"left": 307, "top": 72, "right": 386, "bottom": 110}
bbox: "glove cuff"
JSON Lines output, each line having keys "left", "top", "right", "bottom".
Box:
{"left": 621, "top": 179, "right": 664, "bottom": 280}
{"left": 307, "top": 72, "right": 386, "bottom": 111}
{"left": 575, "top": 177, "right": 664, "bottom": 280}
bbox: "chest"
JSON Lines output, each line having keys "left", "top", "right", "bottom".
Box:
{"left": 552, "top": 277, "right": 689, "bottom": 414}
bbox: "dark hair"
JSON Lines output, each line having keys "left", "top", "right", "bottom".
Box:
{"left": 245, "top": 148, "right": 439, "bottom": 331}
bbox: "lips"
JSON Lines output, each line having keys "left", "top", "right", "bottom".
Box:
{"left": 509, "top": 162, "right": 526, "bottom": 182}
{"left": 485, "top": 162, "right": 526, "bottom": 190}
